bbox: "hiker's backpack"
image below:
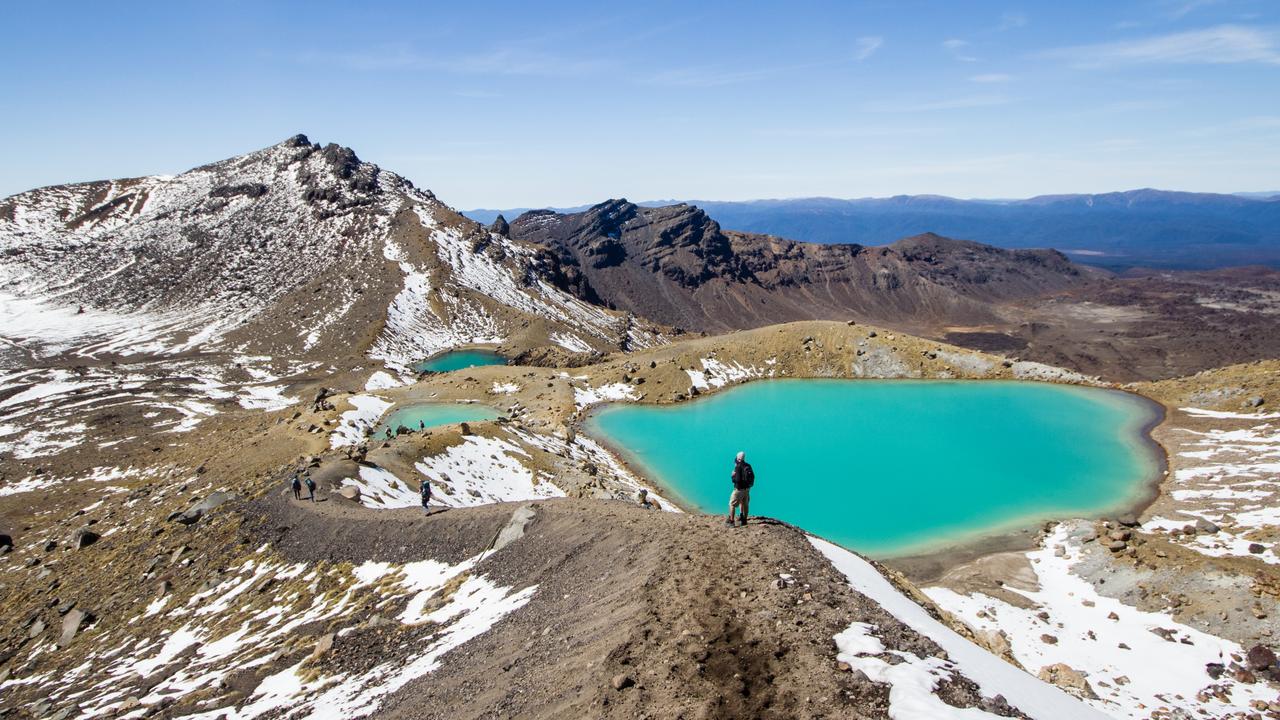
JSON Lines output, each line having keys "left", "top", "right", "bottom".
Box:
{"left": 733, "top": 463, "right": 755, "bottom": 489}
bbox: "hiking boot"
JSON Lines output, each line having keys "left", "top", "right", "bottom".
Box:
{"left": 738, "top": 516, "right": 748, "bottom": 527}
{"left": 724, "top": 517, "right": 735, "bottom": 526}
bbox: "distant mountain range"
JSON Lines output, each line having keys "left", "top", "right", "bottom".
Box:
{"left": 468, "top": 189, "right": 1280, "bottom": 270}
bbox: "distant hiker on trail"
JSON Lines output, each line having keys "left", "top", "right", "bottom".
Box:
{"left": 726, "top": 451, "right": 754, "bottom": 527}
{"left": 419, "top": 420, "right": 425, "bottom": 431}
{"left": 420, "top": 480, "right": 431, "bottom": 513}
{"left": 305, "top": 475, "right": 317, "bottom": 502}
{"left": 290, "top": 474, "right": 302, "bottom": 500}
{"left": 385, "top": 427, "right": 394, "bottom": 440}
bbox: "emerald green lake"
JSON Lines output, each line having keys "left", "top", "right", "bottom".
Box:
{"left": 377, "top": 403, "right": 499, "bottom": 436}
{"left": 415, "top": 350, "right": 507, "bottom": 373}
{"left": 585, "top": 379, "right": 1160, "bottom": 557}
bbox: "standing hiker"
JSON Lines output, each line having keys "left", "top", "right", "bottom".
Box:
{"left": 305, "top": 475, "right": 317, "bottom": 502}
{"left": 290, "top": 473, "right": 302, "bottom": 500}
{"left": 726, "top": 451, "right": 754, "bottom": 527}
{"left": 420, "top": 480, "right": 432, "bottom": 514}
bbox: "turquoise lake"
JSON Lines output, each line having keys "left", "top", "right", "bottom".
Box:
{"left": 415, "top": 350, "right": 507, "bottom": 373}
{"left": 378, "top": 403, "right": 499, "bottom": 435}
{"left": 585, "top": 379, "right": 1160, "bottom": 557}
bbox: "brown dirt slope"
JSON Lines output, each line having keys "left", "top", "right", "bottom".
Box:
{"left": 251, "top": 495, "right": 1012, "bottom": 720}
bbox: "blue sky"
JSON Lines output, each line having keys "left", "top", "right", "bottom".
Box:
{"left": 2, "top": 0, "right": 1278, "bottom": 208}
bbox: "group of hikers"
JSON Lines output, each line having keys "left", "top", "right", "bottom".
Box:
{"left": 289, "top": 450, "right": 755, "bottom": 524}
{"left": 384, "top": 420, "right": 427, "bottom": 441}
{"left": 289, "top": 471, "right": 317, "bottom": 501}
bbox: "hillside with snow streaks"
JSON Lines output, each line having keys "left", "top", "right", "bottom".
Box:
{"left": 0, "top": 135, "right": 669, "bottom": 469}
{"left": 926, "top": 521, "right": 1279, "bottom": 719}
{"left": 0, "top": 136, "right": 394, "bottom": 360}
{"left": 2, "top": 538, "right": 534, "bottom": 719}
{"left": 1142, "top": 408, "right": 1280, "bottom": 563}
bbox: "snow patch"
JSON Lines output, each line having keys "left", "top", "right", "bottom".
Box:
{"left": 414, "top": 435, "right": 564, "bottom": 507}
{"left": 813, "top": 536, "right": 1106, "bottom": 720}
{"left": 926, "top": 522, "right": 1277, "bottom": 719}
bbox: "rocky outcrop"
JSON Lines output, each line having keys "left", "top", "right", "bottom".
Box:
{"left": 168, "top": 491, "right": 238, "bottom": 525}
{"left": 511, "top": 200, "right": 1096, "bottom": 333}
{"left": 489, "top": 213, "right": 510, "bottom": 236}
{"left": 1037, "top": 663, "right": 1099, "bottom": 700}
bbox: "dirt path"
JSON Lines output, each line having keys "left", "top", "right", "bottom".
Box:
{"left": 241, "top": 492, "right": 1009, "bottom": 719}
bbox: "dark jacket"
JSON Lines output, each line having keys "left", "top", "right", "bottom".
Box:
{"left": 732, "top": 461, "right": 755, "bottom": 490}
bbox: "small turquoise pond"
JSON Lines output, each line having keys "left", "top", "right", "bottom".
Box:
{"left": 585, "top": 379, "right": 1160, "bottom": 557}
{"left": 377, "top": 403, "right": 499, "bottom": 436}
{"left": 414, "top": 350, "right": 507, "bottom": 373}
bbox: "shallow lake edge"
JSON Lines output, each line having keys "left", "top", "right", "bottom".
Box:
{"left": 578, "top": 377, "right": 1170, "bottom": 579}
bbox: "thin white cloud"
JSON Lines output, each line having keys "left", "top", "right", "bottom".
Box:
{"left": 643, "top": 48, "right": 879, "bottom": 88}
{"left": 863, "top": 94, "right": 1010, "bottom": 113}
{"left": 1044, "top": 24, "right": 1280, "bottom": 67}
{"left": 1167, "top": 0, "right": 1224, "bottom": 20}
{"left": 996, "top": 11, "right": 1029, "bottom": 31}
{"left": 854, "top": 36, "right": 884, "bottom": 61}
{"left": 642, "top": 64, "right": 797, "bottom": 87}
{"left": 1178, "top": 114, "right": 1280, "bottom": 137}
{"left": 969, "top": 73, "right": 1013, "bottom": 83}
{"left": 942, "top": 38, "right": 979, "bottom": 62}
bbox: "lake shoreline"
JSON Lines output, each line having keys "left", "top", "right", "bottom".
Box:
{"left": 577, "top": 376, "right": 1171, "bottom": 580}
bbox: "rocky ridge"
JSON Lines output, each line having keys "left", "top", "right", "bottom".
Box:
{"left": 509, "top": 199, "right": 1097, "bottom": 334}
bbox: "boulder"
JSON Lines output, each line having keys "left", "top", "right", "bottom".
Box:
{"left": 610, "top": 673, "right": 634, "bottom": 690}
{"left": 1247, "top": 644, "right": 1277, "bottom": 671}
{"left": 1249, "top": 543, "right": 1266, "bottom": 554}
{"left": 1037, "top": 663, "right": 1099, "bottom": 700}
{"left": 311, "top": 387, "right": 334, "bottom": 411}
{"left": 310, "top": 632, "right": 335, "bottom": 660}
{"left": 171, "top": 491, "right": 238, "bottom": 525}
{"left": 59, "top": 609, "right": 92, "bottom": 647}
{"left": 71, "top": 527, "right": 100, "bottom": 549}
{"left": 978, "top": 629, "right": 1013, "bottom": 659}
{"left": 336, "top": 486, "right": 361, "bottom": 501}
{"left": 1195, "top": 518, "right": 1220, "bottom": 534}
{"left": 1116, "top": 513, "right": 1139, "bottom": 527}
{"left": 1245, "top": 396, "right": 1265, "bottom": 408}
